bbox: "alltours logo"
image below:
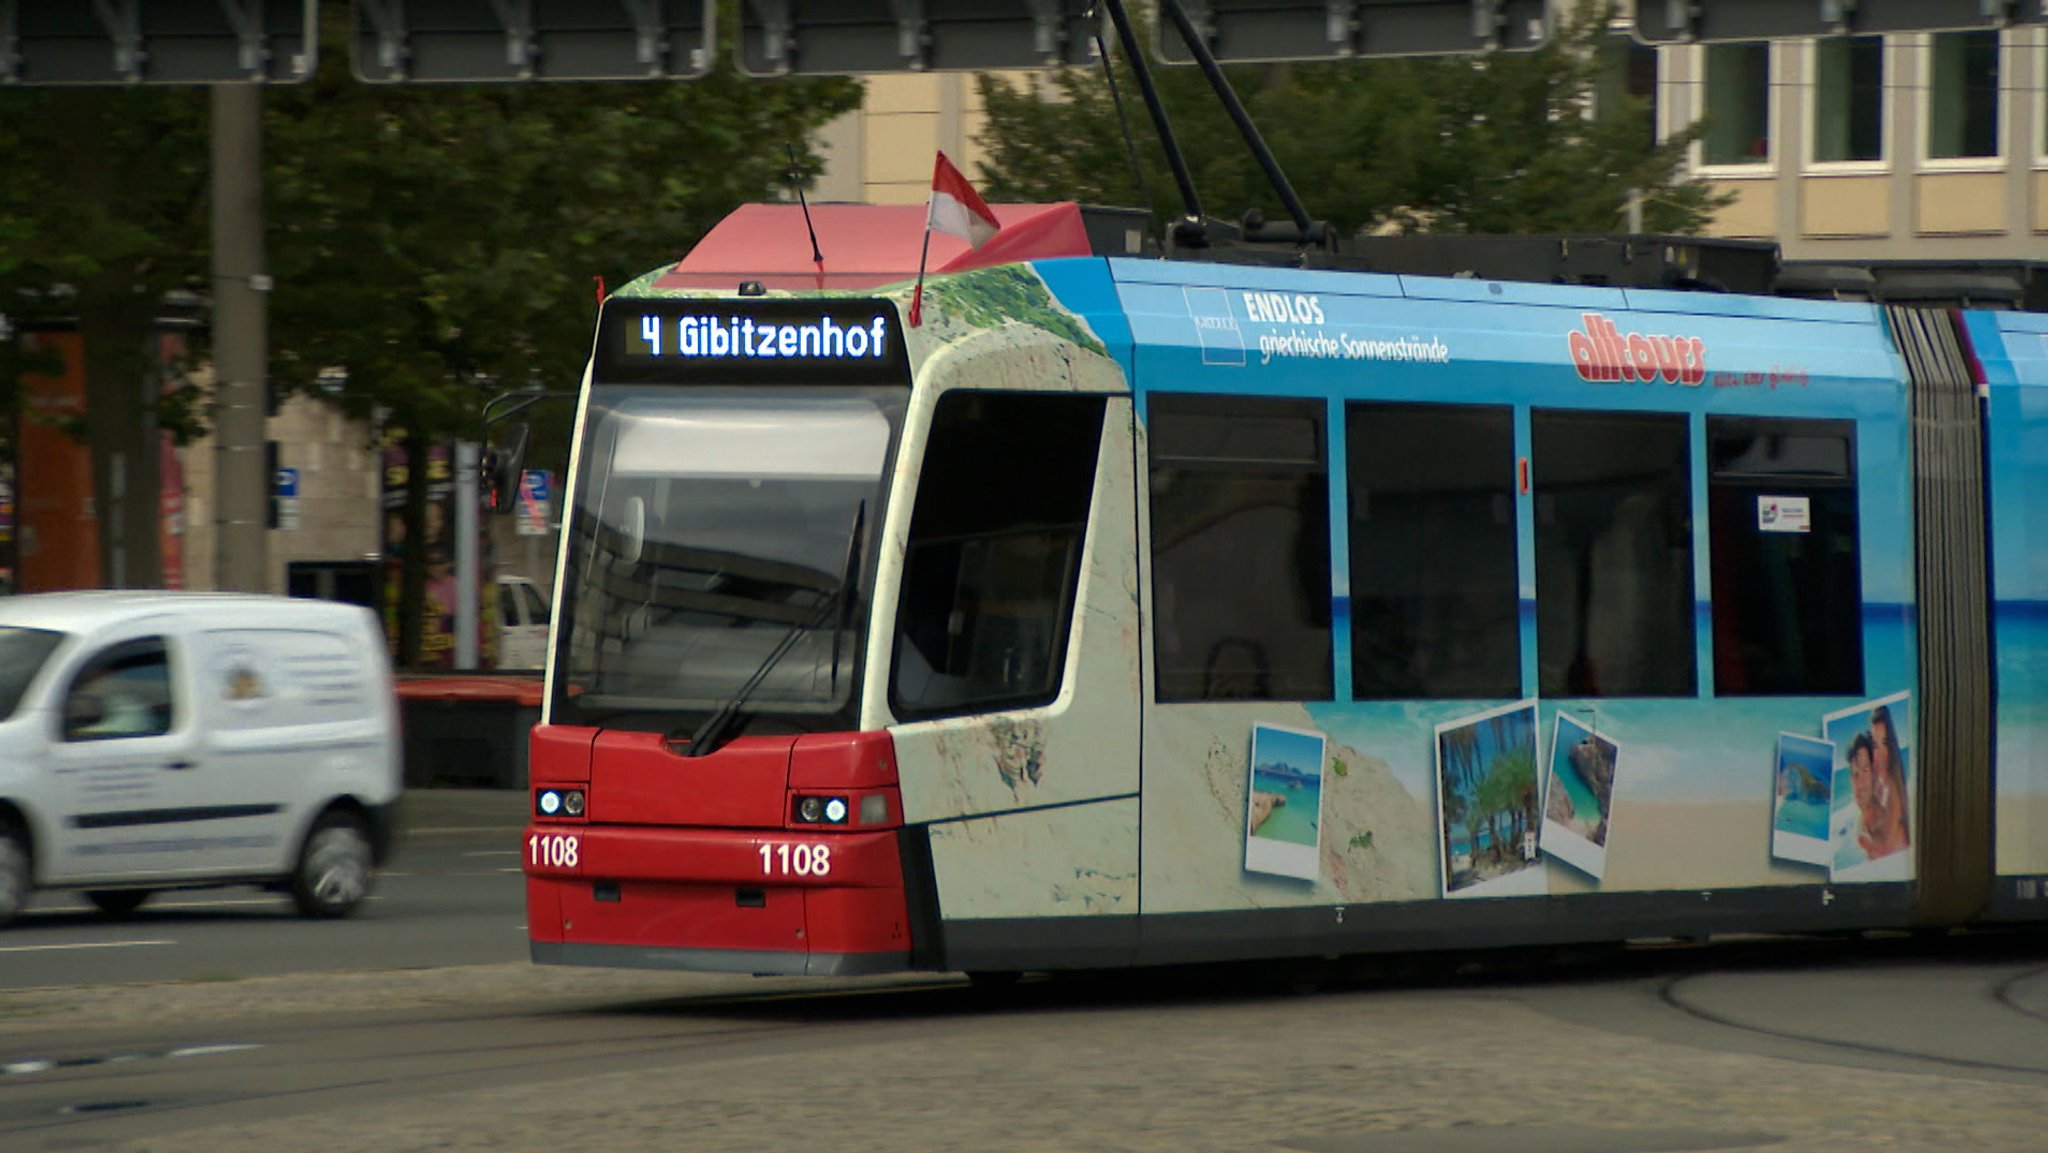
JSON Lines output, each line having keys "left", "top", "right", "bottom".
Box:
{"left": 1568, "top": 313, "right": 1706, "bottom": 386}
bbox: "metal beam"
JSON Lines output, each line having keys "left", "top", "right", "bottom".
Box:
{"left": 90, "top": 0, "right": 145, "bottom": 81}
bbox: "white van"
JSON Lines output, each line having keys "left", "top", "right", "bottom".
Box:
{"left": 0, "top": 592, "right": 402, "bottom": 925}
{"left": 496, "top": 575, "right": 551, "bottom": 670}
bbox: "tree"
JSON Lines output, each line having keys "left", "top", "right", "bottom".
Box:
{"left": 976, "top": 2, "right": 1728, "bottom": 239}
{"left": 263, "top": 7, "right": 859, "bottom": 662}
{"left": 0, "top": 88, "right": 212, "bottom": 588}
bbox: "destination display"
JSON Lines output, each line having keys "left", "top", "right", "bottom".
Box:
{"left": 594, "top": 297, "right": 910, "bottom": 386}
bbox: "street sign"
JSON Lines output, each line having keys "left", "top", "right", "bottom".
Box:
{"left": 274, "top": 466, "right": 300, "bottom": 532}
{"left": 352, "top": 0, "right": 717, "bottom": 82}
{"left": 0, "top": 0, "right": 318, "bottom": 85}
{"left": 516, "top": 469, "right": 551, "bottom": 537}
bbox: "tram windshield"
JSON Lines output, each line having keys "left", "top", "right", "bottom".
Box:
{"left": 551, "top": 386, "right": 900, "bottom": 734}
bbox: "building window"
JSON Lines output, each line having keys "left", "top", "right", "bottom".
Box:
{"left": 890, "top": 392, "right": 1104, "bottom": 719}
{"left": 1707, "top": 417, "right": 1863, "bottom": 697}
{"left": 1532, "top": 410, "right": 1696, "bottom": 698}
{"left": 1702, "top": 41, "right": 1771, "bottom": 166}
{"left": 1346, "top": 402, "right": 1519, "bottom": 700}
{"left": 1928, "top": 30, "right": 1999, "bottom": 160}
{"left": 1150, "top": 395, "right": 1332, "bottom": 702}
{"left": 1813, "top": 36, "right": 1885, "bottom": 163}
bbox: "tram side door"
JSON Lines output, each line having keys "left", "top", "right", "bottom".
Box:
{"left": 883, "top": 389, "right": 1144, "bottom": 970}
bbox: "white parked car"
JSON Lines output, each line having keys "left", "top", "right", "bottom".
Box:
{"left": 496, "top": 575, "right": 551, "bottom": 670}
{"left": 0, "top": 591, "right": 402, "bottom": 925}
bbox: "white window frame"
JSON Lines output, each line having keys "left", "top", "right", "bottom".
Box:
{"left": 1803, "top": 35, "right": 1894, "bottom": 175}
{"left": 1688, "top": 40, "right": 1780, "bottom": 179}
{"left": 1916, "top": 29, "right": 2009, "bottom": 171}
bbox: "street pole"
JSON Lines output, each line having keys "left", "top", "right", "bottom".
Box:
{"left": 210, "top": 83, "right": 270, "bottom": 592}
{"left": 455, "top": 439, "right": 480, "bottom": 668}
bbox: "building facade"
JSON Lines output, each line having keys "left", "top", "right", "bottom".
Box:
{"left": 1657, "top": 26, "right": 2048, "bottom": 261}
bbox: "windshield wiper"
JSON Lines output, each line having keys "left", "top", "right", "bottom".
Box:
{"left": 680, "top": 500, "right": 866, "bottom": 758}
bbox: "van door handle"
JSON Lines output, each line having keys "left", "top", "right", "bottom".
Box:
{"left": 165, "top": 760, "right": 195, "bottom": 771}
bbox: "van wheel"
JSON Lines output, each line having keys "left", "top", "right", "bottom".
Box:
{"left": 0, "top": 824, "right": 27, "bottom": 927}
{"left": 290, "top": 811, "right": 374, "bottom": 919}
{"left": 86, "top": 890, "right": 152, "bottom": 917}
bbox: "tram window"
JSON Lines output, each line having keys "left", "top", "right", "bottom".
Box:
{"left": 1707, "top": 417, "right": 1863, "bottom": 696}
{"left": 1347, "top": 402, "right": 1519, "bottom": 699}
{"left": 1149, "top": 395, "right": 1333, "bottom": 703}
{"left": 890, "top": 392, "right": 1105, "bottom": 720}
{"left": 1532, "top": 410, "right": 1696, "bottom": 698}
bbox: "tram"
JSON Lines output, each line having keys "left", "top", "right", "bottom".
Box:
{"left": 522, "top": 202, "right": 2047, "bottom": 975}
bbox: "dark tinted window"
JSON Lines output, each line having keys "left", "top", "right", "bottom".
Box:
{"left": 1150, "top": 395, "right": 1332, "bottom": 702}
{"left": 891, "top": 392, "right": 1104, "bottom": 719}
{"left": 1708, "top": 417, "right": 1863, "bottom": 696}
{"left": 1348, "top": 402, "right": 1519, "bottom": 699}
{"left": 1532, "top": 410, "right": 1696, "bottom": 697}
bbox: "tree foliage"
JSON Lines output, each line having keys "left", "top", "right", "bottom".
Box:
{"left": 265, "top": 8, "right": 861, "bottom": 444}
{"left": 976, "top": 2, "right": 1727, "bottom": 239}
{"left": 0, "top": 86, "right": 212, "bottom": 585}
{"left": 0, "top": 2, "right": 859, "bottom": 595}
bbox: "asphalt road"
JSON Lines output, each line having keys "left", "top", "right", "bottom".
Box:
{"left": 2, "top": 789, "right": 531, "bottom": 988}
{"left": 4, "top": 791, "right": 2048, "bottom": 1151}
{"left": 2, "top": 936, "right": 2046, "bottom": 1153}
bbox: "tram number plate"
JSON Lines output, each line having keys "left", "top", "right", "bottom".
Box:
{"left": 528, "top": 832, "right": 581, "bottom": 871}
{"left": 760, "top": 842, "right": 831, "bottom": 878}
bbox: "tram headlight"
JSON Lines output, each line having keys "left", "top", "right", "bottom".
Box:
{"left": 792, "top": 794, "right": 850, "bottom": 825}
{"left": 536, "top": 788, "right": 587, "bottom": 819}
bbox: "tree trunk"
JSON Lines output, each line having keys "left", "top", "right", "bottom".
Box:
{"left": 75, "top": 284, "right": 163, "bottom": 589}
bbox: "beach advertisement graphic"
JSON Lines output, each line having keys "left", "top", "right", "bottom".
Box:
{"left": 1435, "top": 700, "right": 1546, "bottom": 899}
{"left": 1244, "top": 722, "right": 1328, "bottom": 881}
{"left": 1772, "top": 732, "right": 1835, "bottom": 867}
{"left": 1540, "top": 712, "right": 1619, "bottom": 880}
{"left": 1825, "top": 692, "right": 1914, "bottom": 883}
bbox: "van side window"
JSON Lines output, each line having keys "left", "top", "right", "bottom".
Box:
{"left": 890, "top": 392, "right": 1106, "bottom": 720}
{"left": 1149, "top": 394, "right": 1333, "bottom": 702}
{"left": 63, "top": 638, "right": 175, "bottom": 741}
{"left": 1532, "top": 410, "right": 1696, "bottom": 698}
{"left": 1707, "top": 416, "right": 1863, "bottom": 695}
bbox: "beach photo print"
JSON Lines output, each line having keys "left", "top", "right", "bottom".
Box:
{"left": 1540, "top": 711, "right": 1619, "bottom": 880}
{"left": 1771, "top": 732, "right": 1834, "bottom": 868}
{"left": 1435, "top": 700, "right": 1546, "bottom": 899}
{"left": 1824, "top": 691, "right": 1915, "bottom": 883}
{"left": 1243, "top": 722, "right": 1327, "bottom": 882}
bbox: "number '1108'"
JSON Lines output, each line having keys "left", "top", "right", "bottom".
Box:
{"left": 760, "top": 842, "right": 831, "bottom": 877}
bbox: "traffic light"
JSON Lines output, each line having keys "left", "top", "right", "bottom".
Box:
{"left": 482, "top": 422, "right": 529, "bottom": 515}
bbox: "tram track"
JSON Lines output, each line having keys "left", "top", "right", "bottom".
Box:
{"left": 1654, "top": 961, "right": 2048, "bottom": 1083}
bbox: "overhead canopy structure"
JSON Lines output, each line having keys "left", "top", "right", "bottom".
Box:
{"left": 1632, "top": 0, "right": 2043, "bottom": 43}
{"left": 1152, "top": 0, "right": 1549, "bottom": 64}
{"left": 3, "top": 0, "right": 2045, "bottom": 86}
{"left": 0, "top": 0, "right": 317, "bottom": 84}
{"left": 651, "top": 202, "right": 1103, "bottom": 292}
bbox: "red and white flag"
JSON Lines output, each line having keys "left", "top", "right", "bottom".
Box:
{"left": 927, "top": 151, "right": 1001, "bottom": 247}
{"left": 910, "top": 151, "right": 1001, "bottom": 327}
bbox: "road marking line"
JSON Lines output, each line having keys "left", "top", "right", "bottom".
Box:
{"left": 463, "top": 850, "right": 519, "bottom": 858}
{"left": 168, "top": 1044, "right": 263, "bottom": 1059}
{"left": 0, "top": 939, "right": 173, "bottom": 954}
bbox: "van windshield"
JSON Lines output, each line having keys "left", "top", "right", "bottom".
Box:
{"left": 551, "top": 386, "right": 901, "bottom": 733}
{"left": 0, "top": 628, "right": 65, "bottom": 721}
